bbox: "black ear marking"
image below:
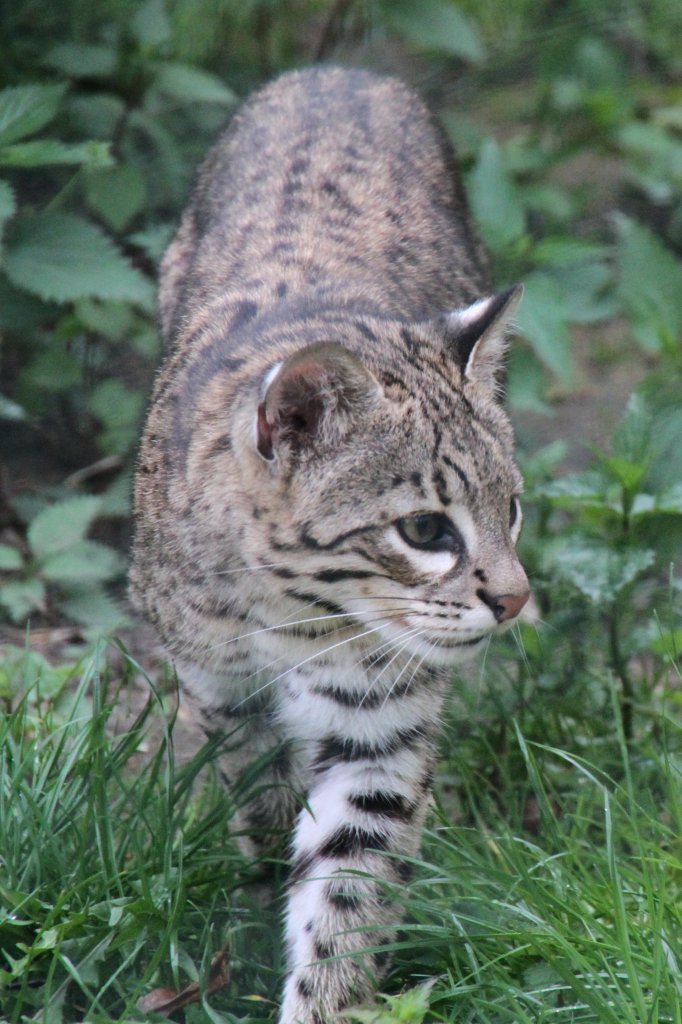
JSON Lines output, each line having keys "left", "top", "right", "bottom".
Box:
{"left": 454, "top": 286, "right": 520, "bottom": 374}
{"left": 440, "top": 283, "right": 523, "bottom": 390}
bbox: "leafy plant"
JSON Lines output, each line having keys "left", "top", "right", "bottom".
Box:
{"left": 0, "top": 495, "right": 127, "bottom": 630}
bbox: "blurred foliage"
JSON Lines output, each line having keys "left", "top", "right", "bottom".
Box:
{"left": 0, "top": 0, "right": 681, "bottom": 630}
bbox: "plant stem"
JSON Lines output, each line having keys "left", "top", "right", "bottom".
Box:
{"left": 608, "top": 609, "right": 633, "bottom": 741}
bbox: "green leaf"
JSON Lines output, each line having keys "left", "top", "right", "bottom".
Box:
{"left": 85, "top": 164, "right": 147, "bottom": 232}
{"left": 0, "top": 277, "right": 55, "bottom": 331}
{"left": 533, "top": 237, "right": 610, "bottom": 267}
{"left": 3, "top": 212, "right": 154, "bottom": 306}
{"left": 61, "top": 586, "right": 130, "bottom": 630}
{"left": 611, "top": 392, "right": 652, "bottom": 466}
{"left": 27, "top": 496, "right": 101, "bottom": 560}
{"left": 0, "top": 544, "right": 22, "bottom": 570}
{"left": 41, "top": 539, "right": 124, "bottom": 583}
{"left": 468, "top": 139, "right": 525, "bottom": 248}
{"left": 515, "top": 273, "right": 572, "bottom": 383}
{"left": 0, "top": 139, "right": 112, "bottom": 168}
{"left": 75, "top": 298, "right": 134, "bottom": 340}
{"left": 615, "top": 217, "right": 682, "bottom": 352}
{"left": 132, "top": 0, "right": 172, "bottom": 48}
{"left": 380, "top": 0, "right": 485, "bottom": 62}
{"left": 128, "top": 222, "right": 173, "bottom": 264}
{"left": 554, "top": 540, "right": 655, "bottom": 606}
{"left": 154, "top": 62, "right": 238, "bottom": 105}
{"left": 0, "top": 84, "right": 65, "bottom": 146}
{"left": 0, "top": 578, "right": 45, "bottom": 623}
{"left": 506, "top": 347, "right": 551, "bottom": 414}
{"left": 88, "top": 378, "right": 144, "bottom": 454}
{"left": 44, "top": 42, "right": 118, "bottom": 79}
{"left": 0, "top": 393, "right": 26, "bottom": 421}
{"left": 552, "top": 262, "right": 616, "bottom": 324}
{"left": 0, "top": 179, "right": 16, "bottom": 233}
{"left": 538, "top": 470, "right": 610, "bottom": 506}
{"left": 655, "top": 482, "right": 682, "bottom": 514}
{"left": 600, "top": 456, "right": 646, "bottom": 493}
{"left": 21, "top": 347, "right": 83, "bottom": 392}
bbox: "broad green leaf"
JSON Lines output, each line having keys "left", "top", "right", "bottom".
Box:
{"left": 67, "top": 93, "right": 126, "bottom": 140}
{"left": 61, "top": 586, "right": 130, "bottom": 630}
{"left": 132, "top": 0, "right": 172, "bottom": 48}
{"left": 533, "top": 237, "right": 610, "bottom": 267}
{"left": 128, "top": 222, "right": 173, "bottom": 264}
{"left": 3, "top": 212, "right": 154, "bottom": 306}
{"left": 0, "top": 139, "right": 112, "bottom": 168}
{"left": 22, "top": 347, "right": 83, "bottom": 392}
{"left": 552, "top": 262, "right": 616, "bottom": 324}
{"left": 615, "top": 216, "right": 682, "bottom": 351}
{"left": 655, "top": 482, "right": 682, "bottom": 514}
{"left": 0, "top": 393, "right": 26, "bottom": 420}
{"left": 154, "top": 62, "right": 238, "bottom": 105}
{"left": 89, "top": 378, "right": 144, "bottom": 454}
{"left": 85, "top": 164, "right": 146, "bottom": 231}
{"left": 611, "top": 393, "right": 652, "bottom": 466}
{"left": 506, "top": 348, "right": 551, "bottom": 414}
{"left": 0, "top": 578, "right": 45, "bottom": 623}
{"left": 0, "top": 544, "right": 22, "bottom": 570}
{"left": 28, "top": 496, "right": 101, "bottom": 560}
{"left": 0, "top": 276, "right": 55, "bottom": 331}
{"left": 380, "top": 0, "right": 485, "bottom": 62}
{"left": 41, "top": 539, "right": 124, "bottom": 583}
{"left": 468, "top": 139, "right": 525, "bottom": 248}
{"left": 554, "top": 541, "right": 655, "bottom": 606}
{"left": 600, "top": 456, "right": 646, "bottom": 493}
{"left": 0, "top": 84, "right": 65, "bottom": 147}
{"left": 44, "top": 42, "right": 118, "bottom": 79}
{"left": 75, "top": 298, "right": 134, "bottom": 341}
{"left": 0, "top": 179, "right": 16, "bottom": 232}
{"left": 538, "top": 470, "right": 610, "bottom": 505}
{"left": 515, "top": 273, "right": 572, "bottom": 383}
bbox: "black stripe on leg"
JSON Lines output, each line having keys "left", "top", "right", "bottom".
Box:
{"left": 349, "top": 790, "right": 416, "bottom": 821}
{"left": 314, "top": 725, "right": 427, "bottom": 767}
{"left": 319, "top": 824, "right": 390, "bottom": 859}
{"left": 297, "top": 975, "right": 314, "bottom": 999}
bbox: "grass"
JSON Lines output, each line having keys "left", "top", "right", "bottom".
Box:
{"left": 1, "top": 642, "right": 680, "bottom": 1023}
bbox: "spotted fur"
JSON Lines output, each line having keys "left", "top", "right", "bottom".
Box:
{"left": 130, "top": 66, "right": 529, "bottom": 1024}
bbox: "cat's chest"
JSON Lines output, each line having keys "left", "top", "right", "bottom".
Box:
{"left": 272, "top": 645, "right": 448, "bottom": 749}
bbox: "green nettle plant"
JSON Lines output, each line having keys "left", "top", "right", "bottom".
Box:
{"left": 533, "top": 392, "right": 682, "bottom": 738}
{"left": 0, "top": 495, "right": 127, "bottom": 630}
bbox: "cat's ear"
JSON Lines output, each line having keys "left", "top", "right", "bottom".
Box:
{"left": 442, "top": 284, "right": 523, "bottom": 390}
{"left": 256, "top": 342, "right": 380, "bottom": 461}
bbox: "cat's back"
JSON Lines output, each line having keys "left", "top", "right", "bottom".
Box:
{"left": 160, "top": 65, "right": 487, "bottom": 345}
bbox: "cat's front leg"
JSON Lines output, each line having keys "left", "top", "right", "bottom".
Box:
{"left": 278, "top": 744, "right": 435, "bottom": 1024}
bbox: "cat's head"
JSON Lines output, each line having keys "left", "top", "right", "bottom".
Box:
{"left": 235, "top": 286, "right": 529, "bottom": 667}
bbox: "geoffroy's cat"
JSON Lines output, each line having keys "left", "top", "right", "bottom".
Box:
{"left": 130, "top": 65, "right": 529, "bottom": 1024}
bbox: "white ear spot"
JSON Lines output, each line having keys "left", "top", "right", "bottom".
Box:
{"left": 446, "top": 284, "right": 524, "bottom": 390}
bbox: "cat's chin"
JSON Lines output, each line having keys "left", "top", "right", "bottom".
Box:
{"left": 416, "top": 633, "right": 490, "bottom": 667}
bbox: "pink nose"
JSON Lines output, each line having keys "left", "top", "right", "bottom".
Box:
{"left": 481, "top": 590, "right": 530, "bottom": 623}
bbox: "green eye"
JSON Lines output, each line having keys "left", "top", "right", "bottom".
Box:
{"left": 396, "top": 513, "right": 462, "bottom": 553}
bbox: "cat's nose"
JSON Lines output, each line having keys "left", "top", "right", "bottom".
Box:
{"left": 479, "top": 589, "right": 530, "bottom": 623}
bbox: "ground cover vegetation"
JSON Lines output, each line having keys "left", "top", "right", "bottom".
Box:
{"left": 0, "top": 0, "right": 681, "bottom": 1020}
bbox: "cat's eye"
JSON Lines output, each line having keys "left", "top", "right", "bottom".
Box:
{"left": 509, "top": 496, "right": 522, "bottom": 535}
{"left": 396, "top": 513, "right": 462, "bottom": 553}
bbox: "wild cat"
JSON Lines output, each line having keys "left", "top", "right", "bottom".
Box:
{"left": 130, "top": 65, "right": 529, "bottom": 1023}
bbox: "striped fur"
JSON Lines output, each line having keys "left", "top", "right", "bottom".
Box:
{"left": 130, "top": 66, "right": 529, "bottom": 1023}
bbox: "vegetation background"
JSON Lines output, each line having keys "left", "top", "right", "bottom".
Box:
{"left": 0, "top": 0, "right": 681, "bottom": 1022}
